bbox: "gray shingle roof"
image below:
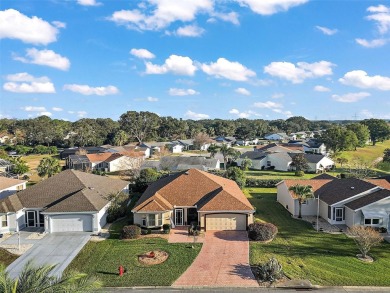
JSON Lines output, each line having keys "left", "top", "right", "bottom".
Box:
{"left": 345, "top": 189, "right": 390, "bottom": 210}
{"left": 239, "top": 151, "right": 267, "bottom": 160}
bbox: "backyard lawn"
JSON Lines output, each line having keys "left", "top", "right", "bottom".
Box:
{"left": 245, "top": 170, "right": 339, "bottom": 180}
{"left": 247, "top": 187, "right": 390, "bottom": 286}
{"left": 336, "top": 140, "right": 390, "bottom": 164}
{"left": 0, "top": 248, "right": 18, "bottom": 267}
{"left": 65, "top": 238, "right": 201, "bottom": 287}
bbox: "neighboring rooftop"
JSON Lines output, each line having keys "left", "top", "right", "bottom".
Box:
{"left": 345, "top": 189, "right": 390, "bottom": 210}
{"left": 0, "top": 177, "right": 26, "bottom": 190}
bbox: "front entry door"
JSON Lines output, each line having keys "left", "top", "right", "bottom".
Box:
{"left": 335, "top": 208, "right": 343, "bottom": 222}
{"left": 26, "top": 211, "right": 36, "bottom": 227}
{"left": 175, "top": 209, "right": 184, "bottom": 226}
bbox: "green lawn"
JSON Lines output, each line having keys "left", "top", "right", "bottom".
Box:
{"left": 65, "top": 238, "right": 201, "bottom": 287}
{"left": 0, "top": 248, "right": 18, "bottom": 267}
{"left": 337, "top": 140, "right": 390, "bottom": 164}
{"left": 245, "top": 170, "right": 339, "bottom": 180}
{"left": 247, "top": 187, "right": 390, "bottom": 286}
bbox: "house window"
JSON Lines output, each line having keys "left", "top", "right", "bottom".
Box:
{"left": 1, "top": 215, "right": 8, "bottom": 227}
{"left": 267, "top": 161, "right": 271, "bottom": 167}
{"left": 365, "top": 218, "right": 382, "bottom": 226}
{"left": 142, "top": 214, "right": 162, "bottom": 227}
{"left": 364, "top": 218, "right": 371, "bottom": 225}
{"left": 148, "top": 214, "right": 156, "bottom": 226}
{"left": 17, "top": 185, "right": 24, "bottom": 191}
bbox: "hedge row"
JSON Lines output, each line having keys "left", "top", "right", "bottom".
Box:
{"left": 245, "top": 178, "right": 282, "bottom": 188}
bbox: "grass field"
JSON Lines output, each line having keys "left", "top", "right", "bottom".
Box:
{"left": 245, "top": 170, "right": 339, "bottom": 179}
{"left": 247, "top": 188, "right": 390, "bottom": 286}
{"left": 336, "top": 140, "right": 390, "bottom": 164}
{"left": 23, "top": 154, "right": 65, "bottom": 183}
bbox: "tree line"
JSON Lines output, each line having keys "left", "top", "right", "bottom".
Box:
{"left": 0, "top": 112, "right": 389, "bottom": 149}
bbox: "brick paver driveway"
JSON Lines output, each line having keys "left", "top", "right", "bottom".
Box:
{"left": 173, "top": 231, "right": 258, "bottom": 287}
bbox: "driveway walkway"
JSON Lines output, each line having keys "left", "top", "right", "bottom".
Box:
{"left": 173, "top": 231, "right": 258, "bottom": 287}
{"left": 6, "top": 232, "right": 90, "bottom": 279}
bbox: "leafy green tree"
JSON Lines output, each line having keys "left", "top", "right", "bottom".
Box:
{"left": 225, "top": 167, "right": 246, "bottom": 189}
{"left": 341, "top": 130, "right": 359, "bottom": 151}
{"left": 288, "top": 184, "right": 314, "bottom": 218}
{"left": 336, "top": 157, "right": 348, "bottom": 167}
{"left": 113, "top": 130, "right": 128, "bottom": 146}
{"left": 383, "top": 148, "right": 390, "bottom": 163}
{"left": 241, "top": 157, "right": 253, "bottom": 171}
{"left": 0, "top": 260, "right": 102, "bottom": 293}
{"left": 37, "top": 157, "right": 62, "bottom": 178}
{"left": 207, "top": 144, "right": 219, "bottom": 158}
{"left": 219, "top": 144, "right": 239, "bottom": 170}
{"left": 119, "top": 111, "right": 160, "bottom": 143}
{"left": 321, "top": 125, "right": 344, "bottom": 153}
{"left": 135, "top": 168, "right": 159, "bottom": 191}
{"left": 11, "top": 157, "right": 30, "bottom": 177}
{"left": 291, "top": 153, "right": 309, "bottom": 171}
{"left": 361, "top": 119, "right": 390, "bottom": 145}
{"left": 346, "top": 123, "right": 370, "bottom": 148}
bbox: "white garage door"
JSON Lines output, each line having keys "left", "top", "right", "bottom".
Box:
{"left": 50, "top": 214, "right": 93, "bottom": 232}
{"left": 206, "top": 214, "right": 247, "bottom": 231}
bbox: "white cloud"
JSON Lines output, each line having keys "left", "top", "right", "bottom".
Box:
{"left": 314, "top": 85, "right": 331, "bottom": 92}
{"left": 3, "top": 74, "right": 55, "bottom": 94}
{"left": 235, "top": 87, "right": 251, "bottom": 96}
{"left": 63, "top": 84, "right": 119, "bottom": 95}
{"left": 272, "top": 109, "right": 293, "bottom": 117}
{"left": 316, "top": 25, "right": 338, "bottom": 35}
{"left": 108, "top": 0, "right": 213, "bottom": 31}
{"left": 77, "top": 0, "right": 102, "bottom": 6}
{"left": 77, "top": 111, "right": 87, "bottom": 118}
{"left": 185, "top": 110, "right": 209, "bottom": 120}
{"left": 360, "top": 109, "right": 374, "bottom": 118}
{"left": 52, "top": 107, "right": 63, "bottom": 112}
{"left": 208, "top": 12, "right": 240, "bottom": 25}
{"left": 339, "top": 70, "right": 390, "bottom": 91}
{"left": 169, "top": 88, "right": 199, "bottom": 96}
{"left": 145, "top": 55, "right": 197, "bottom": 76}
{"left": 130, "top": 48, "right": 155, "bottom": 59}
{"left": 52, "top": 21, "right": 66, "bottom": 29}
{"left": 146, "top": 96, "right": 158, "bottom": 102}
{"left": 229, "top": 108, "right": 250, "bottom": 118}
{"left": 14, "top": 48, "right": 70, "bottom": 71}
{"left": 201, "top": 58, "right": 256, "bottom": 81}
{"left": 235, "top": 0, "right": 308, "bottom": 15}
{"left": 5, "top": 72, "right": 49, "bottom": 83}
{"left": 331, "top": 92, "right": 371, "bottom": 103}
{"left": 271, "top": 93, "right": 284, "bottom": 99}
{"left": 264, "top": 61, "right": 334, "bottom": 83}
{"left": 355, "top": 38, "right": 387, "bottom": 48}
{"left": 0, "top": 9, "right": 59, "bottom": 45}
{"left": 39, "top": 111, "right": 52, "bottom": 117}
{"left": 253, "top": 101, "right": 282, "bottom": 109}
{"left": 366, "top": 4, "right": 390, "bottom": 34}
{"left": 174, "top": 24, "right": 205, "bottom": 37}
{"left": 22, "top": 106, "right": 46, "bottom": 112}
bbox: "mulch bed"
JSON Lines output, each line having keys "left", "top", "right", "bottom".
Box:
{"left": 138, "top": 250, "right": 169, "bottom": 266}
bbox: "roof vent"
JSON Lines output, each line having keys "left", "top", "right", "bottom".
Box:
{"left": 350, "top": 186, "right": 355, "bottom": 190}
{"left": 89, "top": 187, "right": 95, "bottom": 190}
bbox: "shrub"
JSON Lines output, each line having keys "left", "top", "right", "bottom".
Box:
{"left": 295, "top": 170, "right": 305, "bottom": 177}
{"left": 256, "top": 257, "right": 284, "bottom": 283}
{"left": 248, "top": 222, "right": 278, "bottom": 241}
{"left": 245, "top": 178, "right": 282, "bottom": 188}
{"left": 162, "top": 224, "right": 170, "bottom": 234}
{"left": 121, "top": 225, "right": 141, "bottom": 239}
{"left": 147, "top": 228, "right": 152, "bottom": 234}
{"left": 106, "top": 192, "right": 129, "bottom": 223}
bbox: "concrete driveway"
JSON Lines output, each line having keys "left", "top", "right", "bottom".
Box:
{"left": 6, "top": 232, "right": 90, "bottom": 279}
{"left": 173, "top": 231, "right": 258, "bottom": 287}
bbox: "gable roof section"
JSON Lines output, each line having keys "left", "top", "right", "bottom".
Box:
{"left": 288, "top": 153, "right": 327, "bottom": 164}
{"left": 0, "top": 177, "right": 26, "bottom": 190}
{"left": 133, "top": 169, "right": 254, "bottom": 212}
{"left": 345, "top": 189, "right": 390, "bottom": 210}
{"left": 282, "top": 179, "right": 332, "bottom": 199}
{"left": 0, "top": 194, "right": 23, "bottom": 213}
{"left": 315, "top": 178, "right": 378, "bottom": 205}
{"left": 365, "top": 179, "right": 390, "bottom": 190}
{"left": 10, "top": 170, "right": 128, "bottom": 212}
{"left": 86, "top": 153, "right": 113, "bottom": 163}
{"left": 239, "top": 151, "right": 267, "bottom": 160}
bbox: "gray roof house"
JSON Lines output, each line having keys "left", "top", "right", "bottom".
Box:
{"left": 0, "top": 170, "right": 129, "bottom": 233}
{"left": 141, "top": 156, "right": 220, "bottom": 171}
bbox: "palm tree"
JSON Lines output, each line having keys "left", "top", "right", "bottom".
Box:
{"left": 37, "top": 157, "right": 62, "bottom": 179}
{"left": 10, "top": 157, "right": 30, "bottom": 179}
{"left": 0, "top": 260, "right": 102, "bottom": 293}
{"left": 288, "top": 184, "right": 314, "bottom": 218}
{"left": 207, "top": 144, "right": 219, "bottom": 158}
{"left": 113, "top": 130, "right": 128, "bottom": 146}
{"left": 219, "top": 144, "right": 238, "bottom": 170}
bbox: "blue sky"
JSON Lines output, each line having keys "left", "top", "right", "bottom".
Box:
{"left": 1, "top": 0, "right": 390, "bottom": 121}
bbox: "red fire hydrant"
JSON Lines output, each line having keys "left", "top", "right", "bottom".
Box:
{"left": 118, "top": 265, "right": 124, "bottom": 277}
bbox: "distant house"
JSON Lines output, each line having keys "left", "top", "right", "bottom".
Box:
{"left": 176, "top": 139, "right": 211, "bottom": 151}
{"left": 0, "top": 170, "right": 129, "bottom": 233}
{"left": 214, "top": 136, "right": 236, "bottom": 146}
{"left": 264, "top": 133, "right": 289, "bottom": 141}
{"left": 236, "top": 151, "right": 267, "bottom": 170}
{"left": 277, "top": 178, "right": 390, "bottom": 231}
{"left": 66, "top": 155, "right": 91, "bottom": 171}
{"left": 141, "top": 156, "right": 220, "bottom": 171}
{"left": 104, "top": 144, "right": 151, "bottom": 159}
{"left": 0, "top": 159, "right": 13, "bottom": 173}
{"left": 139, "top": 142, "right": 172, "bottom": 156}
{"left": 288, "top": 153, "right": 334, "bottom": 173}
{"left": 0, "top": 177, "right": 26, "bottom": 200}
{"left": 59, "top": 146, "right": 106, "bottom": 160}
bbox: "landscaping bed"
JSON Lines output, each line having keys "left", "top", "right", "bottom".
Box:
{"left": 247, "top": 187, "right": 390, "bottom": 286}
{"left": 0, "top": 247, "right": 18, "bottom": 266}
{"left": 65, "top": 238, "right": 201, "bottom": 287}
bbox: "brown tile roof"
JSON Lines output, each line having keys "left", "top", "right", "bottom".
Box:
{"left": 8, "top": 170, "right": 129, "bottom": 212}
{"left": 282, "top": 179, "right": 332, "bottom": 199}
{"left": 345, "top": 189, "right": 390, "bottom": 210}
{"left": 0, "top": 177, "right": 26, "bottom": 190}
{"left": 0, "top": 194, "right": 23, "bottom": 213}
{"left": 365, "top": 179, "right": 390, "bottom": 190}
{"left": 280, "top": 144, "right": 305, "bottom": 152}
{"left": 133, "top": 169, "right": 254, "bottom": 212}
{"left": 86, "top": 153, "right": 112, "bottom": 162}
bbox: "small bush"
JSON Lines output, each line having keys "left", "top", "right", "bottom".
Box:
{"left": 147, "top": 228, "right": 152, "bottom": 234}
{"left": 295, "top": 170, "right": 305, "bottom": 177}
{"left": 162, "top": 224, "right": 171, "bottom": 234}
{"left": 256, "top": 257, "right": 284, "bottom": 283}
{"left": 121, "top": 225, "right": 141, "bottom": 239}
{"left": 245, "top": 178, "right": 282, "bottom": 188}
{"left": 248, "top": 222, "right": 278, "bottom": 241}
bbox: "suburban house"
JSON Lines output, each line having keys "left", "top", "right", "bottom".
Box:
{"left": 103, "top": 144, "right": 151, "bottom": 159}
{"left": 0, "top": 170, "right": 129, "bottom": 234}
{"left": 214, "top": 136, "right": 237, "bottom": 146}
{"left": 66, "top": 152, "right": 144, "bottom": 172}
{"left": 277, "top": 177, "right": 390, "bottom": 231}
{"left": 0, "top": 177, "right": 26, "bottom": 200}
{"left": 236, "top": 151, "right": 267, "bottom": 170}
{"left": 288, "top": 153, "right": 334, "bottom": 173}
{"left": 59, "top": 146, "right": 107, "bottom": 160}
{"left": 174, "top": 139, "right": 211, "bottom": 151}
{"left": 264, "top": 133, "right": 290, "bottom": 141}
{"left": 288, "top": 139, "right": 327, "bottom": 155}
{"left": 132, "top": 169, "right": 255, "bottom": 231}
{"left": 0, "top": 159, "right": 13, "bottom": 173}
{"left": 141, "top": 156, "right": 220, "bottom": 171}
